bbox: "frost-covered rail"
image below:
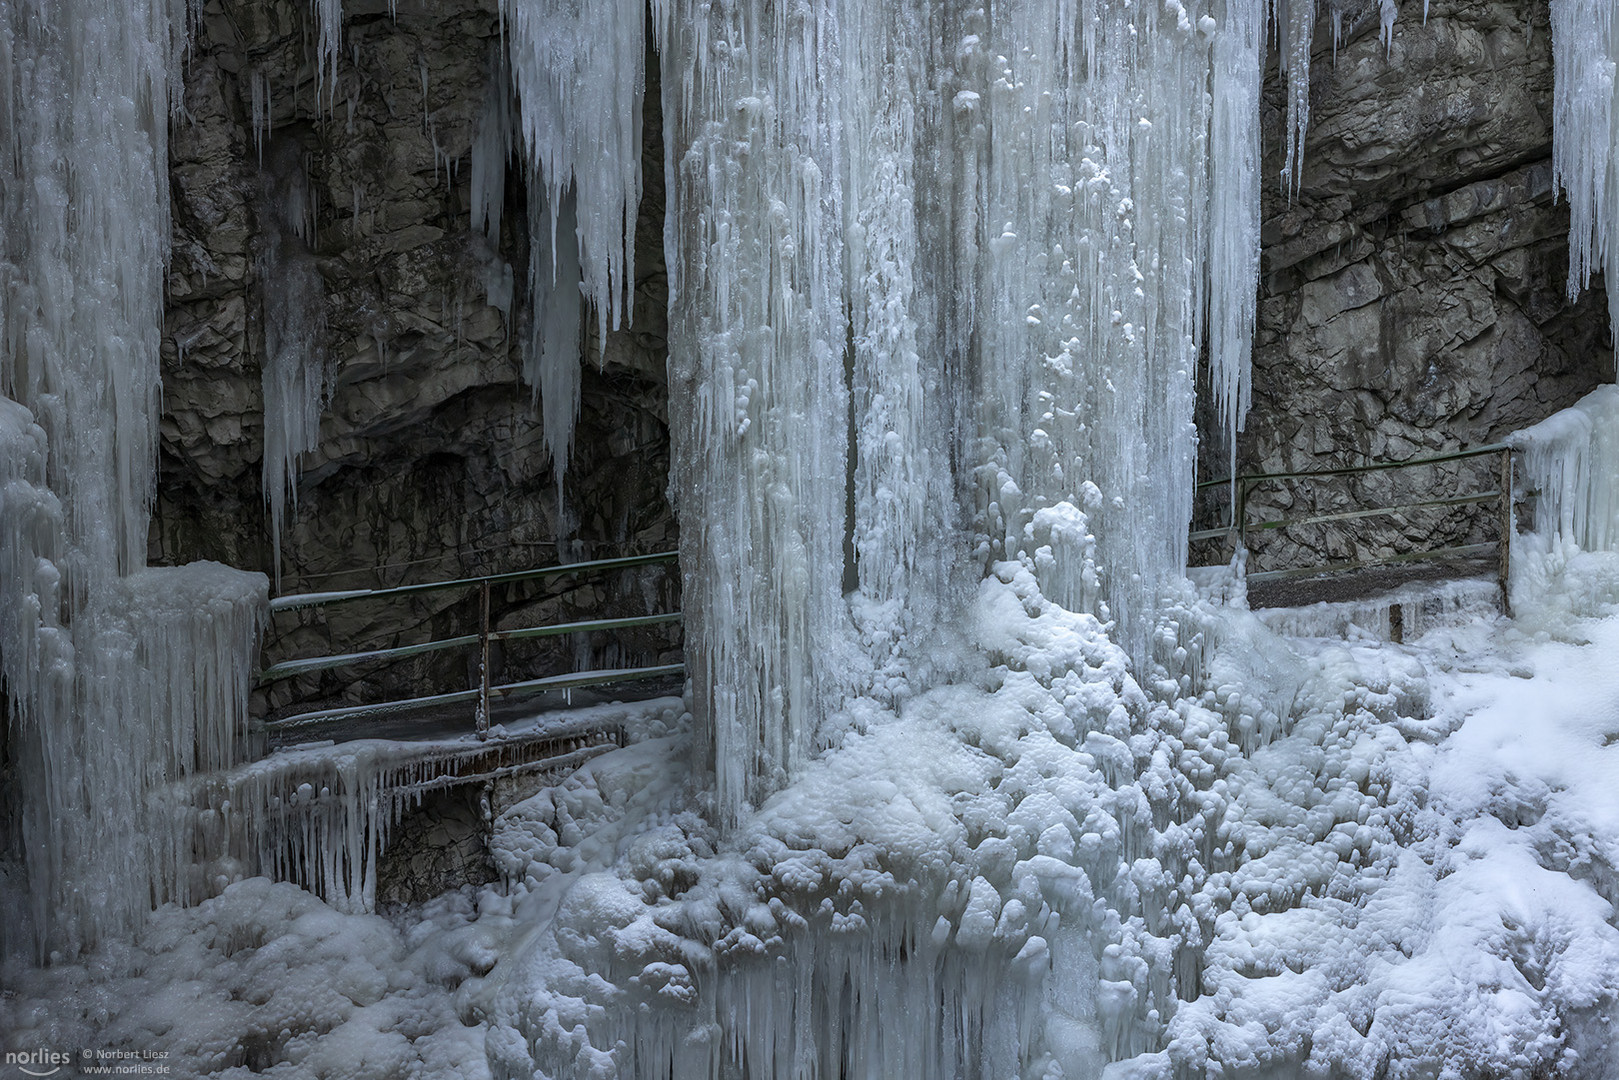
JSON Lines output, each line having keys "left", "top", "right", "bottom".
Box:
{"left": 1193, "top": 444, "right": 1515, "bottom": 600}
{"left": 260, "top": 552, "right": 682, "bottom": 739}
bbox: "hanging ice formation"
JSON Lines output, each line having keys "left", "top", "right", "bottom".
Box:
{"left": 1208, "top": 0, "right": 1267, "bottom": 451}
{"left": 1509, "top": 385, "right": 1619, "bottom": 553}
{"left": 0, "top": 0, "right": 267, "bottom": 954}
{"left": 502, "top": 0, "right": 646, "bottom": 494}
{"left": 258, "top": 142, "right": 333, "bottom": 588}
{"left": 1550, "top": 0, "right": 1619, "bottom": 362}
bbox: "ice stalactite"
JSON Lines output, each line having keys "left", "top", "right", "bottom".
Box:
{"left": 502, "top": 0, "right": 645, "bottom": 493}
{"left": 258, "top": 144, "right": 332, "bottom": 588}
{"left": 1207, "top": 0, "right": 1267, "bottom": 452}
{"left": 471, "top": 53, "right": 517, "bottom": 319}
{"left": 1549, "top": 0, "right": 1619, "bottom": 355}
{"left": 656, "top": 0, "right": 855, "bottom": 824}
{"left": 0, "top": 0, "right": 268, "bottom": 954}
{"left": 525, "top": 184, "right": 586, "bottom": 499}
{"left": 1277, "top": 0, "right": 1318, "bottom": 196}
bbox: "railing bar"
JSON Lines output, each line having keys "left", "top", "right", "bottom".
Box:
{"left": 1194, "top": 443, "right": 1510, "bottom": 490}
{"left": 257, "top": 612, "right": 684, "bottom": 682}
{"left": 269, "top": 551, "right": 679, "bottom": 613}
{"left": 263, "top": 664, "right": 686, "bottom": 730}
{"left": 1188, "top": 527, "right": 1231, "bottom": 542}
{"left": 259, "top": 634, "right": 480, "bottom": 681}
{"left": 491, "top": 612, "right": 683, "bottom": 644}
{"left": 1245, "top": 542, "right": 1498, "bottom": 583}
{"left": 485, "top": 664, "right": 686, "bottom": 700}
{"left": 1244, "top": 491, "right": 1503, "bottom": 533}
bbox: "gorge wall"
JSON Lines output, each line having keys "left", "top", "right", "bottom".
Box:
{"left": 1196, "top": 0, "right": 1615, "bottom": 572}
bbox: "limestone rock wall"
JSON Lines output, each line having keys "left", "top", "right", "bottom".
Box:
{"left": 155, "top": 0, "right": 678, "bottom": 721}
{"left": 1196, "top": 0, "right": 1614, "bottom": 575}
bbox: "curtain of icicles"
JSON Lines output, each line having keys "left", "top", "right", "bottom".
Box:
{"left": 0, "top": 0, "right": 266, "bottom": 956}
{"left": 653, "top": 0, "right": 1280, "bottom": 824}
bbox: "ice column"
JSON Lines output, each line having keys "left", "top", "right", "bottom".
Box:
{"left": 656, "top": 0, "right": 854, "bottom": 823}
{"left": 0, "top": 0, "right": 268, "bottom": 953}
{"left": 973, "top": 0, "right": 1211, "bottom": 668}
{"left": 503, "top": 0, "right": 645, "bottom": 491}
{"left": 839, "top": 0, "right": 972, "bottom": 684}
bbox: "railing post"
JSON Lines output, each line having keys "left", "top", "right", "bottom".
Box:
{"left": 1498, "top": 447, "right": 1512, "bottom": 618}
{"left": 1236, "top": 477, "right": 1249, "bottom": 554}
{"left": 476, "top": 579, "right": 491, "bottom": 739}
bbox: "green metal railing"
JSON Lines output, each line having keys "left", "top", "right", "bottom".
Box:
{"left": 1192, "top": 444, "right": 1513, "bottom": 602}
{"left": 259, "top": 552, "right": 682, "bottom": 736}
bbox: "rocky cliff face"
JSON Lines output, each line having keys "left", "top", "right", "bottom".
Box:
{"left": 1196, "top": 0, "right": 1614, "bottom": 575}
{"left": 154, "top": 0, "right": 678, "bottom": 719}
{"left": 153, "top": 0, "right": 1609, "bottom": 702}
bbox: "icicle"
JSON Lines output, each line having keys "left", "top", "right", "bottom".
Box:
{"left": 258, "top": 142, "right": 332, "bottom": 589}
{"left": 1549, "top": 0, "right": 1619, "bottom": 330}
{"left": 501, "top": 0, "right": 645, "bottom": 493}
{"left": 471, "top": 49, "right": 514, "bottom": 245}
{"left": 1379, "top": 0, "right": 1398, "bottom": 53}
{"left": 1208, "top": 0, "right": 1265, "bottom": 458}
{"left": 525, "top": 186, "right": 583, "bottom": 495}
{"left": 313, "top": 0, "right": 343, "bottom": 104}
{"left": 250, "top": 69, "right": 272, "bottom": 164}
{"left": 1277, "top": 0, "right": 1317, "bottom": 196}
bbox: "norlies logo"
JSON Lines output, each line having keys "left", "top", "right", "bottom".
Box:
{"left": 4, "top": 1048, "right": 68, "bottom": 1077}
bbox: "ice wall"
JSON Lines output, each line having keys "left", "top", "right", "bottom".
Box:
{"left": 0, "top": 0, "right": 269, "bottom": 953}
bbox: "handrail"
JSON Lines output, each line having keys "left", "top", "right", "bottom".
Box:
{"left": 1192, "top": 446, "right": 1515, "bottom": 612}
{"left": 261, "top": 550, "right": 683, "bottom": 740}
{"left": 258, "top": 612, "right": 685, "bottom": 682}
{"left": 268, "top": 551, "right": 679, "bottom": 613}
{"left": 1195, "top": 442, "right": 1509, "bottom": 490}
{"left": 263, "top": 665, "right": 687, "bottom": 732}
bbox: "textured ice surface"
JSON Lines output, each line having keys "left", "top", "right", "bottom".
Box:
{"left": 0, "top": 879, "right": 498, "bottom": 1079}
{"left": 657, "top": 0, "right": 1243, "bottom": 826}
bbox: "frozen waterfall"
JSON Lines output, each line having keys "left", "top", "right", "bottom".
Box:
{"left": 8, "top": 0, "right": 1619, "bottom": 1077}
{"left": 0, "top": 0, "right": 267, "bottom": 953}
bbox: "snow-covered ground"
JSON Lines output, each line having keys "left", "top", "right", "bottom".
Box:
{"left": 5, "top": 551, "right": 1618, "bottom": 1078}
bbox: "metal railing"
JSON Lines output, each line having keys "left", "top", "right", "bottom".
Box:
{"left": 258, "top": 552, "right": 683, "bottom": 736}
{"left": 1192, "top": 444, "right": 1513, "bottom": 602}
